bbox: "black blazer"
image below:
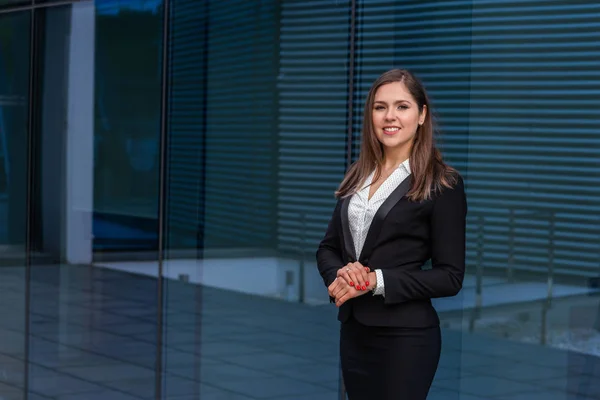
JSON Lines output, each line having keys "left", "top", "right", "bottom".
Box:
{"left": 316, "top": 174, "right": 467, "bottom": 328}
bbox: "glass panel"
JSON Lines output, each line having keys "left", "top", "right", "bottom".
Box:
{"left": 162, "top": 0, "right": 349, "bottom": 398}
{"left": 92, "top": 0, "right": 162, "bottom": 255}
{"left": 29, "top": 2, "right": 161, "bottom": 399}
{"left": 355, "top": 1, "right": 600, "bottom": 400}
{"left": 0, "top": 9, "right": 28, "bottom": 400}
{"left": 456, "top": 2, "right": 600, "bottom": 399}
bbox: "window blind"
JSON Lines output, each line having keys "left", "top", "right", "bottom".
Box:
{"left": 168, "top": 0, "right": 279, "bottom": 251}
{"left": 356, "top": 0, "right": 600, "bottom": 280}
{"left": 277, "top": 0, "right": 351, "bottom": 255}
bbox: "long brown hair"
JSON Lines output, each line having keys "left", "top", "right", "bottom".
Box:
{"left": 336, "top": 69, "right": 458, "bottom": 202}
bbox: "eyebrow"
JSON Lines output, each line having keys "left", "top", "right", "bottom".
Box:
{"left": 374, "top": 100, "right": 412, "bottom": 105}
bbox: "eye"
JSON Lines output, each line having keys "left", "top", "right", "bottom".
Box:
{"left": 397, "top": 105, "right": 408, "bottom": 110}
{"left": 374, "top": 106, "right": 385, "bottom": 110}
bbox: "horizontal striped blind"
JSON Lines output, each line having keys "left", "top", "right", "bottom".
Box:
{"left": 166, "top": 0, "right": 206, "bottom": 247}
{"left": 277, "top": 0, "right": 350, "bottom": 255}
{"left": 168, "top": 0, "right": 279, "bottom": 250}
{"left": 356, "top": 0, "right": 600, "bottom": 280}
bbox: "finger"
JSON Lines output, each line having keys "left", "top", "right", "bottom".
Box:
{"left": 332, "top": 283, "right": 347, "bottom": 300}
{"left": 347, "top": 268, "right": 361, "bottom": 290}
{"left": 338, "top": 267, "right": 355, "bottom": 287}
{"left": 348, "top": 264, "right": 365, "bottom": 291}
{"left": 353, "top": 263, "right": 370, "bottom": 290}
{"left": 335, "top": 284, "right": 358, "bottom": 305}
{"left": 328, "top": 278, "right": 340, "bottom": 296}
{"left": 337, "top": 263, "right": 354, "bottom": 276}
{"left": 336, "top": 291, "right": 352, "bottom": 307}
{"left": 336, "top": 265, "right": 353, "bottom": 286}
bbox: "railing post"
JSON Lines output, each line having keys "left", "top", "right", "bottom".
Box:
{"left": 507, "top": 208, "right": 515, "bottom": 282}
{"left": 541, "top": 210, "right": 556, "bottom": 346}
{"left": 469, "top": 214, "right": 484, "bottom": 333}
{"left": 298, "top": 212, "right": 306, "bottom": 304}
{"left": 547, "top": 211, "right": 555, "bottom": 305}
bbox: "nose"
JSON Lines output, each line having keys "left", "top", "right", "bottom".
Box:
{"left": 385, "top": 109, "right": 396, "bottom": 121}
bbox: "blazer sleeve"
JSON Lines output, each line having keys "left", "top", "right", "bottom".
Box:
{"left": 316, "top": 200, "right": 344, "bottom": 289}
{"left": 381, "top": 176, "right": 467, "bottom": 305}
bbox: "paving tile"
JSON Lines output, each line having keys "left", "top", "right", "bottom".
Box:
{"left": 28, "top": 372, "right": 106, "bottom": 396}
{"left": 465, "top": 361, "right": 567, "bottom": 381}
{"left": 568, "top": 356, "right": 600, "bottom": 378}
{"left": 224, "top": 331, "right": 305, "bottom": 346}
{"left": 58, "top": 363, "right": 155, "bottom": 382}
{"left": 105, "top": 375, "right": 203, "bottom": 398}
{"left": 261, "top": 339, "right": 339, "bottom": 360}
{"left": 534, "top": 374, "right": 600, "bottom": 398}
{"left": 30, "top": 348, "right": 122, "bottom": 370}
{"left": 0, "top": 382, "right": 26, "bottom": 400}
{"left": 432, "top": 366, "right": 473, "bottom": 381}
{"left": 0, "top": 354, "right": 25, "bottom": 387}
{"left": 27, "top": 393, "right": 54, "bottom": 400}
{"left": 437, "top": 352, "right": 493, "bottom": 369}
{"left": 210, "top": 376, "right": 328, "bottom": 399}
{"left": 434, "top": 375, "right": 543, "bottom": 397}
{"left": 426, "top": 389, "right": 464, "bottom": 400}
{"left": 130, "top": 349, "right": 205, "bottom": 369}
{"left": 276, "top": 391, "right": 340, "bottom": 400}
{"left": 56, "top": 390, "right": 143, "bottom": 400}
{"left": 100, "top": 322, "right": 156, "bottom": 337}
{"left": 110, "top": 307, "right": 157, "bottom": 318}
{"left": 166, "top": 387, "right": 255, "bottom": 400}
{"left": 172, "top": 341, "right": 265, "bottom": 357}
{"left": 495, "top": 391, "right": 598, "bottom": 400}
{"left": 0, "top": 330, "right": 26, "bottom": 357}
{"left": 215, "top": 353, "right": 313, "bottom": 371}
{"left": 274, "top": 363, "right": 339, "bottom": 386}
{"left": 170, "top": 363, "right": 273, "bottom": 382}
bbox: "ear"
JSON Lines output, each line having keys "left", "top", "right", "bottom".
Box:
{"left": 419, "top": 105, "right": 427, "bottom": 125}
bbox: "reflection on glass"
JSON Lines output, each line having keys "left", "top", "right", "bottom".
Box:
{"left": 29, "top": 2, "right": 160, "bottom": 399}
{"left": 162, "top": 0, "right": 349, "bottom": 398}
{"left": 93, "top": 0, "right": 162, "bottom": 254}
{"left": 0, "top": 10, "right": 28, "bottom": 400}
{"left": 356, "top": 1, "right": 600, "bottom": 399}
{"left": 0, "top": 1, "right": 29, "bottom": 8}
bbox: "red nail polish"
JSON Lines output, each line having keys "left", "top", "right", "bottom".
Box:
{"left": 350, "top": 282, "right": 354, "bottom": 286}
{"left": 365, "top": 267, "right": 369, "bottom": 271}
{"left": 357, "top": 287, "right": 361, "bottom": 291}
{"left": 366, "top": 281, "right": 370, "bottom": 286}
{"left": 362, "top": 286, "right": 366, "bottom": 290}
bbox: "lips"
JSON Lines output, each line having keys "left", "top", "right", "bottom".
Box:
{"left": 383, "top": 127, "right": 400, "bottom": 135}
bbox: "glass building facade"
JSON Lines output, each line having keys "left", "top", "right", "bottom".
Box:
{"left": 0, "top": 0, "right": 598, "bottom": 399}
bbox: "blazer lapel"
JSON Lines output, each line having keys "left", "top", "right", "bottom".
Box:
{"left": 340, "top": 196, "right": 357, "bottom": 262}
{"left": 359, "top": 175, "right": 412, "bottom": 264}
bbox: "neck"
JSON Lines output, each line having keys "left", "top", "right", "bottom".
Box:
{"left": 382, "top": 146, "right": 411, "bottom": 170}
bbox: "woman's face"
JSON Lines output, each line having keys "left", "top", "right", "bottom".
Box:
{"left": 372, "top": 81, "right": 426, "bottom": 153}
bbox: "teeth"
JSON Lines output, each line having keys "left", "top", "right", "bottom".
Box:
{"left": 384, "top": 127, "right": 399, "bottom": 131}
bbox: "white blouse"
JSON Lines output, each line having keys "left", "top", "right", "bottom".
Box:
{"left": 348, "top": 159, "right": 411, "bottom": 296}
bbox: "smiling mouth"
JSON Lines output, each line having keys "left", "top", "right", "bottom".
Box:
{"left": 383, "top": 127, "right": 400, "bottom": 134}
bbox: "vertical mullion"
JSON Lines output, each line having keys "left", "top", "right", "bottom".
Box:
{"left": 24, "top": 3, "right": 38, "bottom": 399}
{"left": 155, "top": 0, "right": 171, "bottom": 398}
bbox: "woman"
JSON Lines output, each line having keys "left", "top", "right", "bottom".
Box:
{"left": 316, "top": 69, "right": 467, "bottom": 399}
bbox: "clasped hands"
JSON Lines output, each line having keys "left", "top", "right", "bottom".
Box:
{"left": 328, "top": 262, "right": 377, "bottom": 307}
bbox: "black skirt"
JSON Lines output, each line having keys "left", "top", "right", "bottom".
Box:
{"left": 340, "top": 317, "right": 441, "bottom": 400}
